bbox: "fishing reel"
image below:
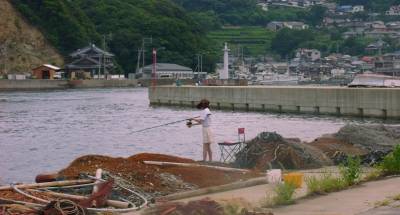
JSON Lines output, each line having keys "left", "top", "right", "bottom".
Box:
{"left": 186, "top": 119, "right": 193, "bottom": 128}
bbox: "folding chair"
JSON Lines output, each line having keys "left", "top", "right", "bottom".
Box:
{"left": 218, "top": 128, "right": 246, "bottom": 163}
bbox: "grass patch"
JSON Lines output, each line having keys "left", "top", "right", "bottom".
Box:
{"left": 393, "top": 194, "right": 400, "bottom": 201}
{"left": 363, "top": 168, "right": 384, "bottom": 182}
{"left": 306, "top": 173, "right": 347, "bottom": 195}
{"left": 374, "top": 199, "right": 391, "bottom": 208}
{"left": 378, "top": 145, "right": 400, "bottom": 175}
{"left": 340, "top": 156, "right": 362, "bottom": 186}
{"left": 223, "top": 203, "right": 242, "bottom": 215}
{"left": 306, "top": 157, "right": 362, "bottom": 196}
{"left": 263, "top": 183, "right": 296, "bottom": 207}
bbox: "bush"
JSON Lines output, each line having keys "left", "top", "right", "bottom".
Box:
{"left": 223, "top": 203, "right": 241, "bottom": 215}
{"left": 340, "top": 156, "right": 362, "bottom": 186}
{"left": 363, "top": 168, "right": 383, "bottom": 181}
{"left": 306, "top": 173, "right": 347, "bottom": 195}
{"left": 271, "top": 183, "right": 296, "bottom": 206}
{"left": 379, "top": 145, "right": 400, "bottom": 175}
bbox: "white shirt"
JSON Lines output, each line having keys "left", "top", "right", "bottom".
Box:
{"left": 200, "top": 108, "right": 212, "bottom": 127}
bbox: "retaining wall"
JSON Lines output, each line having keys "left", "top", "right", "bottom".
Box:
{"left": 149, "top": 86, "right": 400, "bottom": 119}
{"left": 68, "top": 79, "right": 138, "bottom": 88}
{"left": 0, "top": 79, "right": 138, "bottom": 91}
{"left": 0, "top": 80, "right": 68, "bottom": 91}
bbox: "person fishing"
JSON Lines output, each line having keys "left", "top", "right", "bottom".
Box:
{"left": 187, "top": 99, "right": 214, "bottom": 162}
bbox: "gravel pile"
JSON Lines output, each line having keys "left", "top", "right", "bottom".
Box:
{"left": 335, "top": 124, "right": 400, "bottom": 152}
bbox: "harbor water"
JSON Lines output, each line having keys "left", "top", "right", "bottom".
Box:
{"left": 0, "top": 88, "right": 394, "bottom": 183}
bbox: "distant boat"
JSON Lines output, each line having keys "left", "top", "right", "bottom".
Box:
{"left": 348, "top": 74, "right": 400, "bottom": 88}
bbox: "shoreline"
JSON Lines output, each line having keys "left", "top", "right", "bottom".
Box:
{"left": 0, "top": 79, "right": 138, "bottom": 91}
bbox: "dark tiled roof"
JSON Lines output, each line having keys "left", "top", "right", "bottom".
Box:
{"left": 70, "top": 44, "right": 114, "bottom": 58}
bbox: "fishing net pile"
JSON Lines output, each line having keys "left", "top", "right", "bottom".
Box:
{"left": 234, "top": 132, "right": 333, "bottom": 170}
{"left": 234, "top": 125, "right": 400, "bottom": 169}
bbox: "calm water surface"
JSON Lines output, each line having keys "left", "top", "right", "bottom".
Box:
{"left": 0, "top": 88, "right": 395, "bottom": 183}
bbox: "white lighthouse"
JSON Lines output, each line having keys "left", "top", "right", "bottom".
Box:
{"left": 220, "top": 42, "right": 230, "bottom": 79}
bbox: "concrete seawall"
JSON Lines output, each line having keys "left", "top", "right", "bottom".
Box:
{"left": 149, "top": 86, "right": 400, "bottom": 119}
{"left": 0, "top": 79, "right": 138, "bottom": 91}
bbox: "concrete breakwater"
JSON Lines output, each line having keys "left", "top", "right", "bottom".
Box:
{"left": 0, "top": 79, "right": 138, "bottom": 91}
{"left": 149, "top": 86, "right": 400, "bottom": 119}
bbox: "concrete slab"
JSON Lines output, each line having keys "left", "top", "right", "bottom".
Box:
{"left": 272, "top": 177, "right": 400, "bottom": 215}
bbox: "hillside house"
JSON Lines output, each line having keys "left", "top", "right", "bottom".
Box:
{"left": 267, "top": 21, "right": 284, "bottom": 31}
{"left": 267, "top": 21, "right": 308, "bottom": 31}
{"left": 337, "top": 5, "right": 353, "bottom": 13}
{"left": 284, "top": 21, "right": 309, "bottom": 30}
{"left": 365, "top": 40, "right": 387, "bottom": 54}
{"left": 374, "top": 52, "right": 400, "bottom": 76}
{"left": 257, "top": 2, "right": 269, "bottom": 11}
{"left": 367, "top": 21, "right": 387, "bottom": 31}
{"left": 386, "top": 5, "right": 400, "bottom": 16}
{"left": 386, "top": 21, "right": 400, "bottom": 31}
{"left": 65, "top": 44, "right": 115, "bottom": 79}
{"left": 296, "top": 49, "right": 321, "bottom": 62}
{"left": 352, "top": 5, "right": 364, "bottom": 13}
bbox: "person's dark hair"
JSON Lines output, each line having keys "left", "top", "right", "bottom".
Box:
{"left": 197, "top": 99, "right": 210, "bottom": 109}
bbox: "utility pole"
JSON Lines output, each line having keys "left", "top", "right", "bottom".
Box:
{"left": 98, "top": 54, "right": 101, "bottom": 80}
{"left": 103, "top": 35, "right": 106, "bottom": 79}
{"left": 152, "top": 48, "right": 157, "bottom": 87}
{"left": 195, "top": 54, "right": 204, "bottom": 81}
{"left": 3, "top": 44, "right": 7, "bottom": 75}
{"left": 136, "top": 48, "right": 142, "bottom": 73}
{"left": 196, "top": 54, "right": 200, "bottom": 80}
{"left": 141, "top": 37, "right": 152, "bottom": 71}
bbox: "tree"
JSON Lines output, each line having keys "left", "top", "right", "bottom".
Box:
{"left": 271, "top": 29, "right": 315, "bottom": 58}
{"left": 306, "top": 5, "right": 327, "bottom": 27}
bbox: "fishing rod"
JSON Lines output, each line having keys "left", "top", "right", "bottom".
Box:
{"left": 131, "top": 116, "right": 199, "bottom": 133}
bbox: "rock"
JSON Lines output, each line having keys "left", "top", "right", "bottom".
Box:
{"left": 335, "top": 125, "right": 399, "bottom": 152}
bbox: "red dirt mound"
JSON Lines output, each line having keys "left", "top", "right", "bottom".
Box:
{"left": 59, "top": 153, "right": 260, "bottom": 195}
{"left": 307, "top": 136, "right": 368, "bottom": 164}
{"left": 128, "top": 153, "right": 195, "bottom": 163}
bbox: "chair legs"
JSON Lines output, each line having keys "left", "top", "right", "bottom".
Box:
{"left": 219, "top": 143, "right": 244, "bottom": 163}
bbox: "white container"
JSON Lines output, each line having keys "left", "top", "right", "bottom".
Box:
{"left": 266, "top": 169, "right": 282, "bottom": 184}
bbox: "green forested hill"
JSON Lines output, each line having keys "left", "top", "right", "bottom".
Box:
{"left": 12, "top": 0, "right": 218, "bottom": 73}
{"left": 173, "top": 0, "right": 268, "bottom": 26}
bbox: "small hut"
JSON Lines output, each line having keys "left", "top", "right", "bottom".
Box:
{"left": 32, "top": 64, "right": 60, "bottom": 79}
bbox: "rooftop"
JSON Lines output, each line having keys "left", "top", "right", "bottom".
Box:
{"left": 70, "top": 44, "right": 114, "bottom": 58}
{"left": 141, "top": 63, "right": 193, "bottom": 73}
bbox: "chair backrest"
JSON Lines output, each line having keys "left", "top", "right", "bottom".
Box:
{"left": 238, "top": 128, "right": 245, "bottom": 143}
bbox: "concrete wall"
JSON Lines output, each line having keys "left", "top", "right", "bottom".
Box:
{"left": 0, "top": 79, "right": 138, "bottom": 91}
{"left": 149, "top": 86, "right": 400, "bottom": 119}
{"left": 0, "top": 80, "right": 68, "bottom": 91}
{"left": 138, "top": 79, "right": 194, "bottom": 87}
{"left": 68, "top": 79, "right": 138, "bottom": 88}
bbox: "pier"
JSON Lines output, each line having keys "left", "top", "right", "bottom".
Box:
{"left": 149, "top": 86, "right": 400, "bottom": 119}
